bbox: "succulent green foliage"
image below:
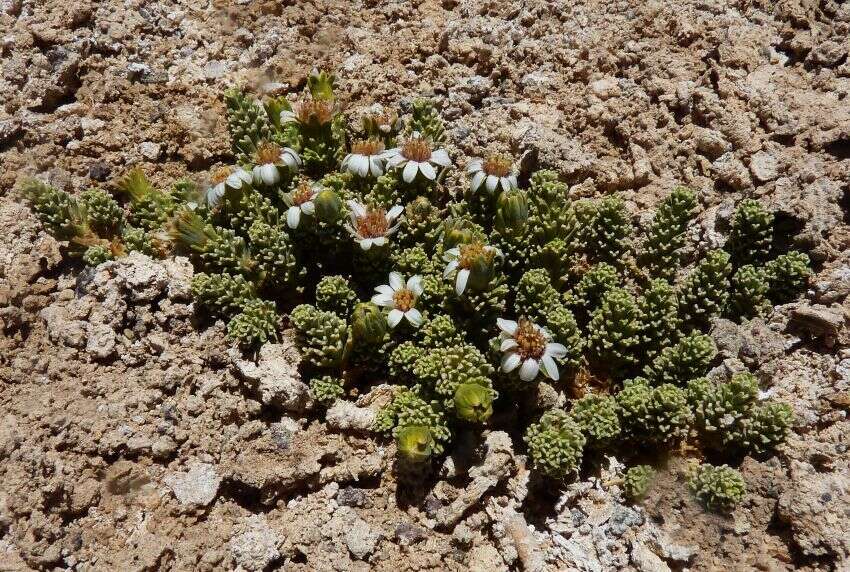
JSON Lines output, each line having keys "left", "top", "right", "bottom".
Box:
{"left": 569, "top": 394, "right": 621, "bottom": 447}
{"left": 214, "top": 186, "right": 277, "bottom": 237}
{"left": 623, "top": 465, "right": 655, "bottom": 501}
{"left": 83, "top": 245, "right": 113, "bottom": 266}
{"left": 617, "top": 378, "right": 692, "bottom": 445}
{"left": 765, "top": 251, "right": 811, "bottom": 303}
{"left": 351, "top": 302, "right": 388, "bottom": 346}
{"left": 408, "top": 100, "right": 445, "bottom": 144}
{"left": 21, "top": 179, "right": 86, "bottom": 240}
{"left": 121, "top": 225, "right": 159, "bottom": 256}
{"left": 310, "top": 375, "right": 345, "bottom": 406}
{"left": 515, "top": 268, "right": 559, "bottom": 322}
{"left": 641, "top": 187, "right": 697, "bottom": 281}
{"left": 247, "top": 221, "right": 301, "bottom": 289}
{"left": 224, "top": 88, "right": 275, "bottom": 164}
{"left": 290, "top": 304, "right": 348, "bottom": 368}
{"left": 388, "top": 341, "right": 425, "bottom": 379}
{"left": 80, "top": 188, "right": 123, "bottom": 236}
{"left": 587, "top": 287, "right": 643, "bottom": 377}
{"left": 412, "top": 344, "right": 493, "bottom": 413}
{"left": 728, "top": 264, "right": 772, "bottom": 319}
{"left": 171, "top": 210, "right": 254, "bottom": 276}
{"left": 119, "top": 169, "right": 174, "bottom": 232}
{"left": 191, "top": 272, "right": 254, "bottom": 318}
{"left": 678, "top": 249, "right": 731, "bottom": 329}
{"left": 315, "top": 275, "right": 358, "bottom": 317}
{"left": 525, "top": 410, "right": 586, "bottom": 479}
{"left": 227, "top": 299, "right": 278, "bottom": 347}
{"left": 568, "top": 263, "right": 620, "bottom": 316}
{"left": 727, "top": 199, "right": 773, "bottom": 267}
{"left": 688, "top": 464, "right": 746, "bottom": 512}
{"left": 585, "top": 196, "right": 632, "bottom": 266}
{"left": 643, "top": 332, "right": 716, "bottom": 386}
{"left": 374, "top": 387, "right": 450, "bottom": 460}
{"left": 417, "top": 314, "right": 465, "bottom": 350}
{"left": 689, "top": 372, "right": 793, "bottom": 454}
{"left": 397, "top": 197, "right": 443, "bottom": 250}
{"left": 638, "top": 278, "right": 680, "bottom": 357}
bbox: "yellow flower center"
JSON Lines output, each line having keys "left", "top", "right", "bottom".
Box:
{"left": 211, "top": 166, "right": 233, "bottom": 184}
{"left": 401, "top": 138, "right": 433, "bottom": 162}
{"left": 293, "top": 181, "right": 314, "bottom": 205}
{"left": 294, "top": 99, "right": 335, "bottom": 125}
{"left": 356, "top": 207, "right": 389, "bottom": 238}
{"left": 458, "top": 242, "right": 495, "bottom": 269}
{"left": 256, "top": 141, "right": 281, "bottom": 165}
{"left": 351, "top": 139, "right": 386, "bottom": 156}
{"left": 392, "top": 288, "right": 415, "bottom": 312}
{"left": 514, "top": 319, "right": 546, "bottom": 360}
{"left": 482, "top": 154, "right": 513, "bottom": 177}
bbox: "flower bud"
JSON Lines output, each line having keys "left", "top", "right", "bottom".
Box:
{"left": 351, "top": 302, "right": 387, "bottom": 345}
{"left": 396, "top": 425, "right": 434, "bottom": 463}
{"left": 454, "top": 383, "right": 494, "bottom": 423}
{"left": 495, "top": 189, "right": 528, "bottom": 233}
{"left": 307, "top": 69, "right": 336, "bottom": 101}
{"left": 314, "top": 189, "right": 342, "bottom": 222}
{"left": 442, "top": 220, "right": 477, "bottom": 250}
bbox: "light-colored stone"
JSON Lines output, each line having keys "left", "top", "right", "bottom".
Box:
{"left": 231, "top": 515, "right": 281, "bottom": 571}
{"left": 164, "top": 462, "right": 221, "bottom": 506}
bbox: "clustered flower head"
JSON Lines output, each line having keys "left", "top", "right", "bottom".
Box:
{"left": 467, "top": 153, "right": 518, "bottom": 194}
{"left": 498, "top": 318, "right": 568, "bottom": 382}
{"left": 23, "top": 71, "right": 810, "bottom": 508}
{"left": 384, "top": 132, "right": 451, "bottom": 183}
{"left": 252, "top": 141, "right": 302, "bottom": 186}
{"left": 345, "top": 200, "right": 403, "bottom": 250}
{"left": 371, "top": 272, "right": 424, "bottom": 328}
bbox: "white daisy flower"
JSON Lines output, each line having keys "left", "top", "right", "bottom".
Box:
{"left": 252, "top": 141, "right": 302, "bottom": 186}
{"left": 383, "top": 133, "right": 451, "bottom": 183}
{"left": 371, "top": 272, "right": 424, "bottom": 328}
{"left": 497, "top": 318, "right": 568, "bottom": 382}
{"left": 284, "top": 180, "right": 320, "bottom": 229}
{"left": 280, "top": 98, "right": 336, "bottom": 127}
{"left": 342, "top": 139, "right": 387, "bottom": 178}
{"left": 344, "top": 200, "right": 403, "bottom": 251}
{"left": 205, "top": 166, "right": 252, "bottom": 207}
{"left": 442, "top": 242, "right": 502, "bottom": 295}
{"left": 467, "top": 154, "right": 518, "bottom": 194}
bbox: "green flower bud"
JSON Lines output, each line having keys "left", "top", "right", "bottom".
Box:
{"left": 396, "top": 425, "right": 434, "bottom": 464}
{"left": 307, "top": 69, "right": 336, "bottom": 101}
{"left": 314, "top": 189, "right": 342, "bottom": 222}
{"left": 453, "top": 383, "right": 494, "bottom": 423}
{"left": 351, "top": 302, "right": 387, "bottom": 345}
{"left": 494, "top": 189, "right": 528, "bottom": 233}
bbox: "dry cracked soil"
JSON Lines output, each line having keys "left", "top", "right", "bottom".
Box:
{"left": 1, "top": 0, "right": 850, "bottom": 570}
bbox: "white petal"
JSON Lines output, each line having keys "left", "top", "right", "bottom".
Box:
{"left": 354, "top": 155, "right": 369, "bottom": 177}
{"left": 387, "top": 154, "right": 406, "bottom": 168}
{"left": 347, "top": 200, "right": 366, "bottom": 218}
{"left": 286, "top": 206, "right": 301, "bottom": 229}
{"left": 341, "top": 154, "right": 351, "bottom": 171}
{"left": 506, "top": 174, "right": 518, "bottom": 190}
{"left": 519, "top": 359, "right": 540, "bottom": 382}
{"left": 431, "top": 148, "right": 451, "bottom": 167}
{"left": 387, "top": 309, "right": 404, "bottom": 328}
{"left": 402, "top": 161, "right": 419, "bottom": 183}
{"left": 301, "top": 201, "right": 315, "bottom": 215}
{"left": 500, "top": 177, "right": 514, "bottom": 192}
{"left": 455, "top": 268, "right": 470, "bottom": 295}
{"left": 404, "top": 308, "right": 423, "bottom": 327}
{"left": 226, "top": 173, "right": 244, "bottom": 188}
{"left": 280, "top": 110, "right": 297, "bottom": 123}
{"left": 501, "top": 352, "right": 521, "bottom": 373}
{"left": 344, "top": 223, "right": 358, "bottom": 237}
{"left": 420, "top": 161, "right": 436, "bottom": 180}
{"left": 261, "top": 164, "right": 279, "bottom": 186}
{"left": 545, "top": 343, "right": 568, "bottom": 360}
{"left": 466, "top": 159, "right": 483, "bottom": 174}
{"left": 541, "top": 354, "right": 560, "bottom": 381}
{"left": 443, "top": 260, "right": 459, "bottom": 278}
{"left": 485, "top": 174, "right": 499, "bottom": 193}
{"left": 407, "top": 275, "right": 424, "bottom": 296}
{"left": 375, "top": 284, "right": 394, "bottom": 296}
{"left": 371, "top": 293, "right": 394, "bottom": 307}
{"left": 386, "top": 205, "right": 404, "bottom": 221}
{"left": 359, "top": 238, "right": 374, "bottom": 250}
{"left": 470, "top": 170, "right": 486, "bottom": 193}
{"left": 497, "top": 318, "right": 518, "bottom": 335}
{"left": 369, "top": 157, "right": 384, "bottom": 176}
{"left": 443, "top": 247, "right": 460, "bottom": 260}
{"left": 372, "top": 236, "right": 387, "bottom": 247}
{"left": 389, "top": 272, "right": 404, "bottom": 291}
{"left": 500, "top": 338, "right": 518, "bottom": 352}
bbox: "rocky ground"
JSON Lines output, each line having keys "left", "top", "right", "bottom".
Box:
{"left": 1, "top": 0, "right": 850, "bottom": 570}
